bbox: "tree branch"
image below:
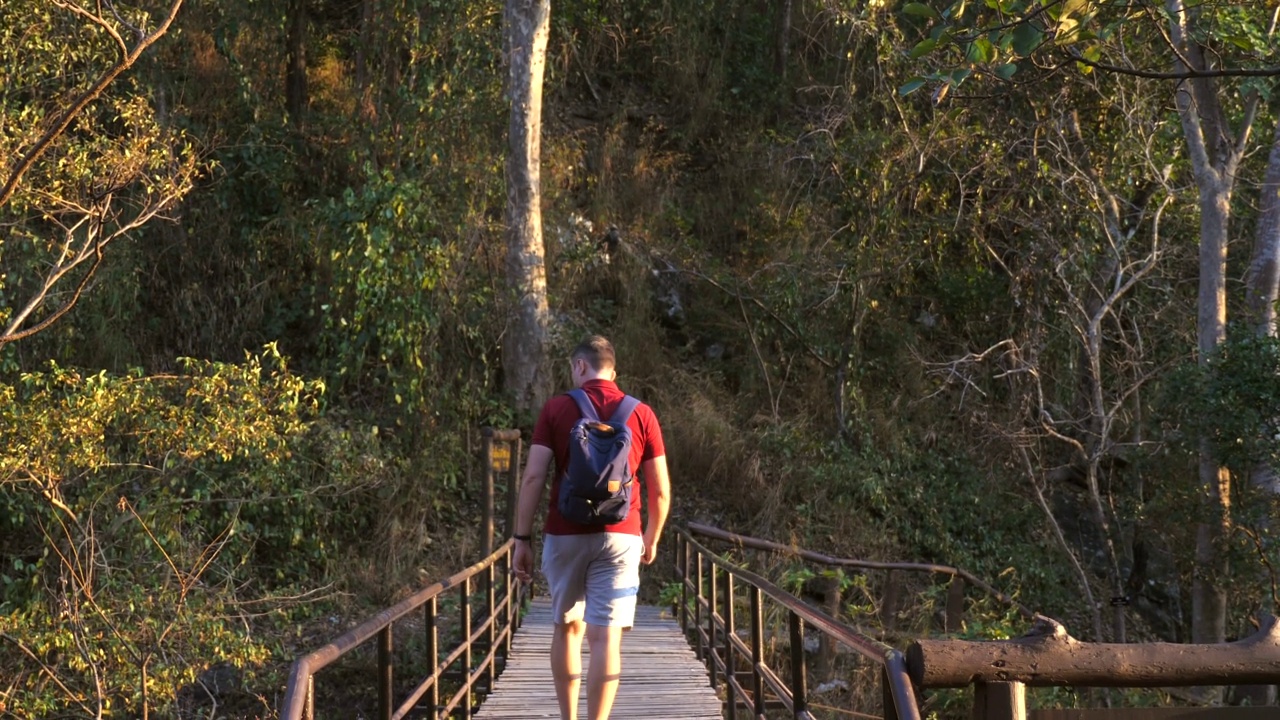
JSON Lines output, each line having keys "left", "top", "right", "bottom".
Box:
{"left": 0, "top": 0, "right": 185, "bottom": 210}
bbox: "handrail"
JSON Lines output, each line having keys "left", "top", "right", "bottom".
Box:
{"left": 280, "top": 539, "right": 528, "bottom": 720}
{"left": 677, "top": 528, "right": 922, "bottom": 720}
{"left": 688, "top": 522, "right": 1035, "bottom": 621}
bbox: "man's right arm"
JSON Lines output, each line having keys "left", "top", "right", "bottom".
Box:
{"left": 639, "top": 455, "right": 670, "bottom": 565}
{"left": 512, "top": 444, "right": 553, "bottom": 583}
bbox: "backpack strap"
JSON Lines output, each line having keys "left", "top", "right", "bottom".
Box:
{"left": 566, "top": 389, "right": 641, "bottom": 426}
{"left": 608, "top": 395, "right": 641, "bottom": 426}
{"left": 566, "top": 388, "right": 600, "bottom": 422}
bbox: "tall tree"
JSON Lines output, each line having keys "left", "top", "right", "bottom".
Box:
{"left": 503, "top": 0, "right": 552, "bottom": 414}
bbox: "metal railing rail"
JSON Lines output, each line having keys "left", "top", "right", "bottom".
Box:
{"left": 676, "top": 528, "right": 922, "bottom": 720}
{"left": 280, "top": 540, "right": 528, "bottom": 720}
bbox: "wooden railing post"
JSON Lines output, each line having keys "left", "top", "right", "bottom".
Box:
{"left": 679, "top": 534, "right": 690, "bottom": 633}
{"left": 461, "top": 577, "right": 473, "bottom": 717}
{"left": 750, "top": 586, "right": 765, "bottom": 718}
{"left": 708, "top": 561, "right": 719, "bottom": 690}
{"left": 695, "top": 551, "right": 705, "bottom": 662}
{"left": 724, "top": 571, "right": 737, "bottom": 720}
{"left": 502, "top": 551, "right": 514, "bottom": 659}
{"left": 482, "top": 431, "right": 495, "bottom": 557}
{"left": 485, "top": 563, "right": 497, "bottom": 692}
{"left": 378, "top": 626, "right": 393, "bottom": 720}
{"left": 972, "top": 681, "right": 1025, "bottom": 720}
{"left": 426, "top": 596, "right": 439, "bottom": 716}
{"left": 790, "top": 612, "right": 808, "bottom": 717}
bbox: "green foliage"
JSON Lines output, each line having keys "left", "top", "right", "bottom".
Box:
{"left": 897, "top": 0, "right": 1279, "bottom": 95}
{"left": 1162, "top": 329, "right": 1280, "bottom": 472}
{"left": 0, "top": 346, "right": 394, "bottom": 716}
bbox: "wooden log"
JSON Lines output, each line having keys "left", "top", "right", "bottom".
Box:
{"left": 908, "top": 615, "right": 1280, "bottom": 689}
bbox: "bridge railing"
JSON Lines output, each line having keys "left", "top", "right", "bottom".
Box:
{"left": 686, "top": 522, "right": 1035, "bottom": 635}
{"left": 676, "top": 527, "right": 923, "bottom": 720}
{"left": 279, "top": 540, "right": 528, "bottom": 720}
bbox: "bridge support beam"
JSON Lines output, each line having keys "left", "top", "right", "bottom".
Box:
{"left": 973, "top": 681, "right": 1025, "bottom": 720}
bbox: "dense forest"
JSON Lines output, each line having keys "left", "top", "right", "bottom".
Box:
{"left": 2, "top": 0, "right": 1279, "bottom": 716}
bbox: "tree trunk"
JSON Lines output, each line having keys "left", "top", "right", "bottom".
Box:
{"left": 1246, "top": 124, "right": 1280, "bottom": 496}
{"left": 1192, "top": 180, "right": 1231, "bottom": 645}
{"left": 503, "top": 0, "right": 552, "bottom": 415}
{"left": 355, "top": 0, "right": 376, "bottom": 122}
{"left": 1246, "top": 122, "right": 1280, "bottom": 338}
{"left": 286, "top": 0, "right": 308, "bottom": 122}
{"left": 1168, "top": 0, "right": 1240, "bottom": 645}
{"left": 774, "top": 0, "right": 792, "bottom": 79}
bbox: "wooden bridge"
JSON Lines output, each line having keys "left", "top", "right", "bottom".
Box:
{"left": 472, "top": 599, "right": 722, "bottom": 719}
{"left": 278, "top": 431, "right": 1280, "bottom": 720}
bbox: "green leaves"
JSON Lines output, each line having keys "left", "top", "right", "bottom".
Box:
{"left": 910, "top": 38, "right": 940, "bottom": 59}
{"left": 904, "top": 2, "right": 941, "bottom": 19}
{"left": 1010, "top": 22, "right": 1043, "bottom": 56}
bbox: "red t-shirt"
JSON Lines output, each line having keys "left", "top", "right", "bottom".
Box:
{"left": 532, "top": 379, "right": 665, "bottom": 536}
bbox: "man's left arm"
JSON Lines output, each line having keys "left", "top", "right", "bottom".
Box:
{"left": 640, "top": 455, "right": 670, "bottom": 565}
{"left": 513, "top": 444, "right": 553, "bottom": 583}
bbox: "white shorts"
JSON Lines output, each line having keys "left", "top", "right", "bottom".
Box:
{"left": 541, "top": 533, "right": 643, "bottom": 628}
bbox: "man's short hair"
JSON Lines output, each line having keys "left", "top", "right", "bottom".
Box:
{"left": 571, "top": 335, "right": 616, "bottom": 370}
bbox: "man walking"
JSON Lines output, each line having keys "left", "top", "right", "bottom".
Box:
{"left": 512, "top": 335, "right": 671, "bottom": 720}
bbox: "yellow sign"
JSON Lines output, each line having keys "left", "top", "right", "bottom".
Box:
{"left": 490, "top": 443, "right": 511, "bottom": 473}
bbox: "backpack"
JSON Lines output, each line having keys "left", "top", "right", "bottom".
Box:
{"left": 557, "top": 388, "right": 641, "bottom": 525}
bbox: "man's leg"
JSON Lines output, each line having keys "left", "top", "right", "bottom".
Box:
{"left": 585, "top": 623, "right": 624, "bottom": 720}
{"left": 551, "top": 619, "right": 586, "bottom": 720}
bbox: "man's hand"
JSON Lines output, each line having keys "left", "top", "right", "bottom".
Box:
{"left": 641, "top": 534, "right": 659, "bottom": 565}
{"left": 513, "top": 540, "right": 534, "bottom": 583}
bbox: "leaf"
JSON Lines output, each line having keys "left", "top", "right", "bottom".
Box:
{"left": 1060, "top": 0, "right": 1091, "bottom": 19}
{"left": 899, "top": 78, "right": 928, "bottom": 95}
{"left": 1011, "top": 23, "right": 1044, "bottom": 56}
{"left": 903, "top": 2, "right": 940, "bottom": 19}
{"left": 1055, "top": 16, "right": 1079, "bottom": 42}
{"left": 950, "top": 67, "right": 973, "bottom": 84}
{"left": 966, "top": 37, "right": 994, "bottom": 63}
{"left": 944, "top": 0, "right": 967, "bottom": 20}
{"left": 1223, "top": 34, "right": 1255, "bottom": 52}
{"left": 994, "top": 62, "right": 1019, "bottom": 80}
{"left": 909, "top": 38, "right": 939, "bottom": 59}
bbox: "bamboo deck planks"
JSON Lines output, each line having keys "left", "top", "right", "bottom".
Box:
{"left": 473, "top": 600, "right": 723, "bottom": 719}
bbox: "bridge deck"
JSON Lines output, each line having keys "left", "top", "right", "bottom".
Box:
{"left": 474, "top": 599, "right": 723, "bottom": 719}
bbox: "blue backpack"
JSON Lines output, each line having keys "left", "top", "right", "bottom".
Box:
{"left": 558, "top": 388, "right": 641, "bottom": 525}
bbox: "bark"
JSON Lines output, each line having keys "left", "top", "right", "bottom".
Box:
{"left": 503, "top": 0, "right": 552, "bottom": 415}
{"left": 1245, "top": 124, "right": 1280, "bottom": 496}
{"left": 1245, "top": 121, "right": 1280, "bottom": 338}
{"left": 286, "top": 0, "right": 308, "bottom": 122}
{"left": 774, "top": 0, "right": 792, "bottom": 79}
{"left": 355, "top": 0, "right": 375, "bottom": 121}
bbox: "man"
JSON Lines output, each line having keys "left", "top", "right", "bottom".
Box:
{"left": 512, "top": 335, "right": 671, "bottom": 720}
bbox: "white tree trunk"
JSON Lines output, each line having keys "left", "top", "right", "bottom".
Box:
{"left": 1246, "top": 126, "right": 1280, "bottom": 497}
{"left": 1246, "top": 121, "right": 1280, "bottom": 338}
{"left": 1167, "top": 0, "right": 1245, "bottom": 645}
{"left": 503, "top": 0, "right": 552, "bottom": 414}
